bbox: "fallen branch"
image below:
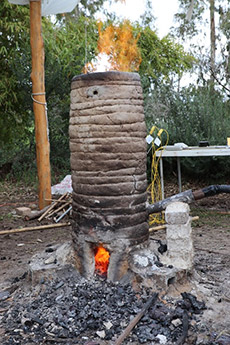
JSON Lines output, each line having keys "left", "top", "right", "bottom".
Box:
{"left": 114, "top": 293, "right": 158, "bottom": 345}
{"left": 149, "top": 216, "right": 199, "bottom": 233}
{"left": 25, "top": 204, "right": 51, "bottom": 221}
{"left": 0, "top": 222, "right": 71, "bottom": 236}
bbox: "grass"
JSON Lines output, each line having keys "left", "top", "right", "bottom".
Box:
{"left": 191, "top": 207, "right": 230, "bottom": 229}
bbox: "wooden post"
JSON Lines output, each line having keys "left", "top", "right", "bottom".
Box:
{"left": 30, "top": 0, "right": 51, "bottom": 210}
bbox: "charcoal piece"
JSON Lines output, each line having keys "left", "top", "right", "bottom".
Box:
{"left": 175, "top": 311, "right": 189, "bottom": 345}
{"left": 181, "top": 292, "right": 206, "bottom": 314}
{"left": 87, "top": 320, "right": 100, "bottom": 330}
{"left": 158, "top": 241, "right": 167, "bottom": 254}
{"left": 55, "top": 281, "right": 64, "bottom": 290}
{"left": 0, "top": 290, "right": 10, "bottom": 301}
{"left": 215, "top": 335, "right": 230, "bottom": 345}
{"left": 155, "top": 261, "right": 164, "bottom": 267}
{"left": 45, "top": 247, "right": 54, "bottom": 253}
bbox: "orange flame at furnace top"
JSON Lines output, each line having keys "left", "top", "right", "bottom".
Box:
{"left": 95, "top": 247, "right": 110, "bottom": 275}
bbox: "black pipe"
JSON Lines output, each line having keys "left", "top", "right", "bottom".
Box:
{"left": 147, "top": 185, "right": 230, "bottom": 214}
{"left": 201, "top": 185, "right": 230, "bottom": 197}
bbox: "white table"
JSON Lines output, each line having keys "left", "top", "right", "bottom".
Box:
{"left": 155, "top": 146, "right": 230, "bottom": 199}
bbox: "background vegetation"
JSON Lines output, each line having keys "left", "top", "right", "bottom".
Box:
{"left": 1, "top": 0, "right": 230, "bottom": 185}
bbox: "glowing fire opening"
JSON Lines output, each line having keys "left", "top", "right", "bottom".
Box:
{"left": 95, "top": 246, "right": 110, "bottom": 276}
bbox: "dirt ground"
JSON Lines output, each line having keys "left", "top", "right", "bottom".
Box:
{"left": 0, "top": 179, "right": 230, "bottom": 343}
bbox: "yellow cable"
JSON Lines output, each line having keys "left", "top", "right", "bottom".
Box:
{"left": 147, "top": 126, "right": 169, "bottom": 225}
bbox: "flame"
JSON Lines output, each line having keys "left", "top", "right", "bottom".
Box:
{"left": 82, "top": 20, "right": 142, "bottom": 73}
{"left": 95, "top": 246, "right": 110, "bottom": 276}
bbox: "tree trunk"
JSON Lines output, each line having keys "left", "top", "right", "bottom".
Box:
{"left": 210, "top": 0, "right": 216, "bottom": 78}
{"left": 30, "top": 0, "right": 51, "bottom": 210}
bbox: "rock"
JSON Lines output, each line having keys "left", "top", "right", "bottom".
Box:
{"left": 103, "top": 321, "right": 113, "bottom": 330}
{"left": 15, "top": 207, "right": 31, "bottom": 217}
{"left": 44, "top": 256, "right": 56, "bottom": 265}
{"left": 96, "top": 330, "right": 106, "bottom": 338}
{"left": 171, "top": 318, "right": 182, "bottom": 327}
{"left": 156, "top": 334, "right": 167, "bottom": 344}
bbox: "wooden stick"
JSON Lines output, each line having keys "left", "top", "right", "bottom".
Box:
{"left": 46, "top": 201, "right": 71, "bottom": 218}
{"left": 114, "top": 293, "right": 158, "bottom": 345}
{"left": 38, "top": 192, "right": 68, "bottom": 222}
{"left": 45, "top": 198, "right": 72, "bottom": 203}
{"left": 149, "top": 216, "right": 199, "bottom": 233}
{"left": 0, "top": 222, "right": 71, "bottom": 236}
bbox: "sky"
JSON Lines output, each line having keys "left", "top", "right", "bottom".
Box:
{"left": 95, "top": 0, "right": 180, "bottom": 71}
{"left": 103, "top": 0, "right": 179, "bottom": 38}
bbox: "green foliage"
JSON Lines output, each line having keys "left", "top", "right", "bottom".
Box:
{"left": 43, "top": 16, "right": 98, "bottom": 173}
{"left": 145, "top": 84, "right": 230, "bottom": 180}
{"left": 0, "top": 0, "right": 98, "bottom": 180}
{"left": 0, "top": 0, "right": 32, "bottom": 146}
{"left": 173, "top": 0, "right": 208, "bottom": 39}
{"left": 135, "top": 24, "right": 195, "bottom": 93}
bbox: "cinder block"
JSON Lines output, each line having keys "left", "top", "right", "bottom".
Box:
{"left": 167, "top": 238, "right": 193, "bottom": 253}
{"left": 165, "top": 202, "right": 190, "bottom": 224}
{"left": 166, "top": 222, "right": 192, "bottom": 239}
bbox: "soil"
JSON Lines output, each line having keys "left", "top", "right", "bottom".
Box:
{"left": 0, "top": 179, "right": 230, "bottom": 344}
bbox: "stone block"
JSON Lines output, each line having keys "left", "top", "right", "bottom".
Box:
{"left": 165, "top": 202, "right": 190, "bottom": 224}
{"left": 15, "top": 207, "right": 31, "bottom": 217}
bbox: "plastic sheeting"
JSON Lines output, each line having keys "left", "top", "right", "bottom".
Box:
{"left": 51, "top": 175, "right": 73, "bottom": 195}
{"left": 8, "top": 0, "right": 80, "bottom": 16}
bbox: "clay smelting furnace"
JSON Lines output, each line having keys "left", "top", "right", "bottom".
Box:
{"left": 69, "top": 71, "right": 149, "bottom": 281}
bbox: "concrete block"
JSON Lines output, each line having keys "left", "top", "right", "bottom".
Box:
{"left": 166, "top": 222, "right": 192, "bottom": 239}
{"left": 167, "top": 238, "right": 193, "bottom": 253}
{"left": 165, "top": 202, "right": 190, "bottom": 224}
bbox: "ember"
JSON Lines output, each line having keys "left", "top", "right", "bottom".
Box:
{"left": 95, "top": 246, "right": 110, "bottom": 276}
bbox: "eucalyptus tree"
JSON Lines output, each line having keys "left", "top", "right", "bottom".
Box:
{"left": 172, "top": 0, "right": 230, "bottom": 93}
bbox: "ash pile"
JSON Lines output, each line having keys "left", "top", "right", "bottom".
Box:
{"left": 2, "top": 271, "right": 225, "bottom": 345}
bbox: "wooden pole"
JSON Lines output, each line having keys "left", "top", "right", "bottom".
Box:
{"left": 30, "top": 0, "right": 51, "bottom": 210}
{"left": 0, "top": 223, "right": 71, "bottom": 236}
